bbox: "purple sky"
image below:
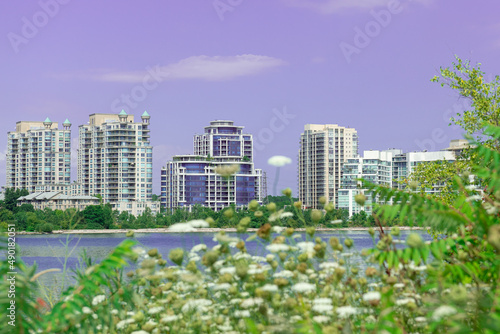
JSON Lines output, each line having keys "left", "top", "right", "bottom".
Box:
{"left": 1, "top": 0, "right": 500, "bottom": 196}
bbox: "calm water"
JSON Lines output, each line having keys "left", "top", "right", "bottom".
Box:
{"left": 13, "top": 230, "right": 430, "bottom": 295}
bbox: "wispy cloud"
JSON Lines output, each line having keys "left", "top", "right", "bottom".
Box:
{"left": 58, "top": 55, "right": 286, "bottom": 83}
{"left": 282, "top": 0, "right": 432, "bottom": 14}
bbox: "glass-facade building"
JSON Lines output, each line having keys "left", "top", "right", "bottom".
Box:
{"left": 161, "top": 120, "right": 265, "bottom": 211}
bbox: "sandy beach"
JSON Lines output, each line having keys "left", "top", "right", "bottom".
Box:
{"left": 15, "top": 226, "right": 423, "bottom": 235}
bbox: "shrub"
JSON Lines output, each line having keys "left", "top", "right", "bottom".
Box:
{"left": 39, "top": 223, "right": 54, "bottom": 233}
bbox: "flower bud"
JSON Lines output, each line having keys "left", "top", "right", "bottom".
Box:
{"left": 248, "top": 200, "right": 259, "bottom": 211}
{"left": 319, "top": 196, "right": 327, "bottom": 205}
{"left": 311, "top": 209, "right": 322, "bottom": 223}
{"left": 293, "top": 201, "right": 302, "bottom": 209}
{"left": 224, "top": 208, "right": 234, "bottom": 219}
{"left": 355, "top": 193, "right": 366, "bottom": 206}
{"left": 267, "top": 202, "right": 277, "bottom": 212}
{"left": 344, "top": 238, "right": 354, "bottom": 248}
{"left": 390, "top": 226, "right": 400, "bottom": 237}
{"left": 406, "top": 233, "right": 424, "bottom": 248}
{"left": 282, "top": 188, "right": 292, "bottom": 198}
{"left": 168, "top": 248, "right": 184, "bottom": 266}
{"left": 147, "top": 248, "right": 158, "bottom": 257}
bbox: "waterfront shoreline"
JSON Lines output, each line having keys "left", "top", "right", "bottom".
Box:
{"left": 15, "top": 226, "right": 423, "bottom": 235}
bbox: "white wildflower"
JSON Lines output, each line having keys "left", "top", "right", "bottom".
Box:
{"left": 131, "top": 331, "right": 150, "bottom": 334}
{"left": 168, "top": 223, "right": 197, "bottom": 232}
{"left": 395, "top": 298, "right": 415, "bottom": 306}
{"left": 147, "top": 306, "right": 164, "bottom": 315}
{"left": 312, "top": 304, "right": 333, "bottom": 314}
{"left": 313, "top": 298, "right": 332, "bottom": 305}
{"left": 111, "top": 309, "right": 119, "bottom": 315}
{"left": 191, "top": 244, "right": 207, "bottom": 253}
{"left": 268, "top": 155, "right": 292, "bottom": 167}
{"left": 234, "top": 252, "right": 251, "bottom": 260}
{"left": 330, "top": 220, "right": 343, "bottom": 224}
{"left": 273, "top": 270, "right": 294, "bottom": 278}
{"left": 188, "top": 219, "right": 209, "bottom": 228}
{"left": 319, "top": 262, "right": 339, "bottom": 269}
{"left": 336, "top": 306, "right": 357, "bottom": 318}
{"left": 313, "top": 315, "right": 330, "bottom": 323}
{"left": 292, "top": 282, "right": 316, "bottom": 293}
{"left": 82, "top": 306, "right": 92, "bottom": 314}
{"left": 248, "top": 264, "right": 271, "bottom": 275}
{"left": 432, "top": 305, "right": 456, "bottom": 321}
{"left": 279, "top": 212, "right": 293, "bottom": 219}
{"left": 240, "top": 298, "right": 263, "bottom": 308}
{"left": 465, "top": 195, "right": 482, "bottom": 202}
{"left": 181, "top": 299, "right": 212, "bottom": 313}
{"left": 92, "top": 295, "right": 106, "bottom": 306}
{"left": 266, "top": 244, "right": 291, "bottom": 253}
{"left": 214, "top": 283, "right": 232, "bottom": 291}
{"left": 394, "top": 283, "right": 405, "bottom": 289}
{"left": 234, "top": 310, "right": 251, "bottom": 318}
{"left": 160, "top": 315, "right": 179, "bottom": 323}
{"left": 272, "top": 225, "right": 286, "bottom": 233}
{"left": 261, "top": 284, "right": 279, "bottom": 292}
{"left": 116, "top": 319, "right": 135, "bottom": 330}
{"left": 292, "top": 234, "right": 302, "bottom": 239}
{"left": 362, "top": 291, "right": 381, "bottom": 302}
{"left": 214, "top": 233, "right": 239, "bottom": 243}
{"left": 219, "top": 267, "right": 236, "bottom": 275}
{"left": 266, "top": 254, "right": 275, "bottom": 262}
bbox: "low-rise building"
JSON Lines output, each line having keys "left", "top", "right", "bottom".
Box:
{"left": 17, "top": 191, "right": 100, "bottom": 211}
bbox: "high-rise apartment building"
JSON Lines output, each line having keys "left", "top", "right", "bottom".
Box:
{"left": 338, "top": 149, "right": 400, "bottom": 216}
{"left": 298, "top": 124, "right": 358, "bottom": 209}
{"left": 161, "top": 120, "right": 264, "bottom": 211}
{"left": 338, "top": 147, "right": 457, "bottom": 217}
{"left": 6, "top": 118, "right": 72, "bottom": 192}
{"left": 78, "top": 111, "right": 156, "bottom": 214}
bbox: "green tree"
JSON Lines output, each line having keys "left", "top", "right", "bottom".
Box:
{"left": 410, "top": 56, "right": 500, "bottom": 204}
{"left": 1, "top": 188, "right": 29, "bottom": 212}
{"left": 81, "top": 204, "right": 113, "bottom": 229}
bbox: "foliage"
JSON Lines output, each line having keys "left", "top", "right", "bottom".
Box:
{"left": 80, "top": 204, "right": 114, "bottom": 229}
{"left": 410, "top": 56, "right": 500, "bottom": 206}
{"left": 408, "top": 159, "right": 471, "bottom": 205}
{"left": 0, "top": 188, "right": 29, "bottom": 212}
{"left": 39, "top": 223, "right": 54, "bottom": 234}
{"left": 431, "top": 56, "right": 500, "bottom": 140}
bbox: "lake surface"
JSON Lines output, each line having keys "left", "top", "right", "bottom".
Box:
{"left": 13, "top": 230, "right": 431, "bottom": 296}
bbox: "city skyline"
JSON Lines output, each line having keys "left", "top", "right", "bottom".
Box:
{"left": 2, "top": 1, "right": 500, "bottom": 195}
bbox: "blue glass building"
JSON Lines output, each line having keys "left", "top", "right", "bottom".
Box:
{"left": 161, "top": 121, "right": 265, "bottom": 211}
